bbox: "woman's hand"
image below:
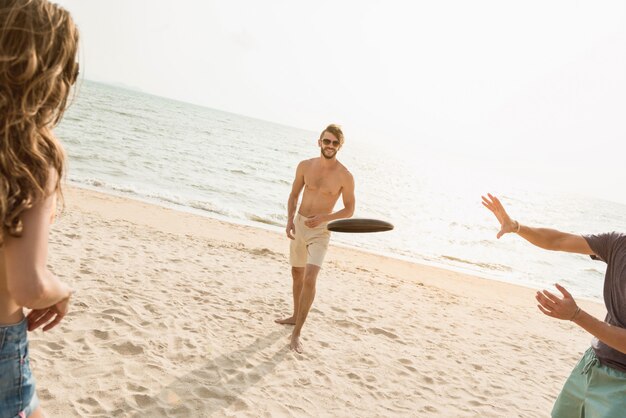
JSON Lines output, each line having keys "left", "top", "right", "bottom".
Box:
{"left": 27, "top": 294, "right": 71, "bottom": 331}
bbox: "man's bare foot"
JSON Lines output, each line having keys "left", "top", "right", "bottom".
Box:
{"left": 275, "top": 316, "right": 296, "bottom": 325}
{"left": 290, "top": 333, "right": 303, "bottom": 353}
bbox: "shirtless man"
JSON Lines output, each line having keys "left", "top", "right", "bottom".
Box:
{"left": 275, "top": 124, "right": 355, "bottom": 353}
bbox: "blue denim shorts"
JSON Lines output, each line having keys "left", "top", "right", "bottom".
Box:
{"left": 0, "top": 318, "right": 39, "bottom": 418}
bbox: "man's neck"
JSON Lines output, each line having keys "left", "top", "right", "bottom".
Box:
{"left": 318, "top": 155, "right": 338, "bottom": 168}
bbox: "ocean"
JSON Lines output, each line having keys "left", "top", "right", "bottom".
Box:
{"left": 56, "top": 81, "right": 626, "bottom": 302}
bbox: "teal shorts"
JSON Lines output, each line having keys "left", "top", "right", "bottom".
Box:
{"left": 552, "top": 347, "right": 626, "bottom": 418}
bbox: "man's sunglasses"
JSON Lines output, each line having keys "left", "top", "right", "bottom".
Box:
{"left": 322, "top": 138, "right": 340, "bottom": 147}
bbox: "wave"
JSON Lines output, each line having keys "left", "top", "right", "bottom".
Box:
{"left": 439, "top": 255, "right": 512, "bottom": 272}
{"left": 246, "top": 214, "right": 284, "bottom": 227}
{"left": 70, "top": 177, "right": 138, "bottom": 194}
{"left": 188, "top": 200, "right": 232, "bottom": 217}
{"left": 228, "top": 169, "right": 249, "bottom": 175}
{"left": 105, "top": 109, "right": 137, "bottom": 118}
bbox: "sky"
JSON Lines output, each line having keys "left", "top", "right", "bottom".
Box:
{"left": 55, "top": 0, "right": 626, "bottom": 204}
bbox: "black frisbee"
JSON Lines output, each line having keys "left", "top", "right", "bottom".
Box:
{"left": 327, "top": 218, "right": 394, "bottom": 233}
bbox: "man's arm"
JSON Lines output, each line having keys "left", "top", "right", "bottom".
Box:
{"left": 517, "top": 226, "right": 593, "bottom": 254}
{"left": 537, "top": 284, "right": 626, "bottom": 354}
{"left": 575, "top": 312, "right": 626, "bottom": 355}
{"left": 286, "top": 161, "right": 306, "bottom": 239}
{"left": 482, "top": 193, "right": 594, "bottom": 255}
{"left": 325, "top": 171, "right": 355, "bottom": 222}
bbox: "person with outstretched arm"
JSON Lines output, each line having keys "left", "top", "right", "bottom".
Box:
{"left": 483, "top": 193, "right": 626, "bottom": 417}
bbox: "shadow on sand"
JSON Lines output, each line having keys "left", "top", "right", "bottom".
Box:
{"left": 127, "top": 329, "right": 289, "bottom": 417}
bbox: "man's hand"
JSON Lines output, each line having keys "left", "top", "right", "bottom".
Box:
{"left": 536, "top": 283, "right": 579, "bottom": 320}
{"left": 482, "top": 193, "right": 518, "bottom": 239}
{"left": 286, "top": 220, "right": 295, "bottom": 240}
{"left": 304, "top": 215, "right": 326, "bottom": 228}
{"left": 27, "top": 294, "right": 71, "bottom": 332}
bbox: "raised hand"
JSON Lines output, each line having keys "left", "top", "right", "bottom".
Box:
{"left": 536, "top": 283, "right": 580, "bottom": 321}
{"left": 481, "top": 193, "right": 518, "bottom": 239}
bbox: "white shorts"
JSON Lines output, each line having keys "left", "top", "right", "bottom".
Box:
{"left": 289, "top": 214, "right": 331, "bottom": 267}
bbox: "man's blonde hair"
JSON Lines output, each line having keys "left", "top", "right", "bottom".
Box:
{"left": 319, "top": 124, "right": 344, "bottom": 146}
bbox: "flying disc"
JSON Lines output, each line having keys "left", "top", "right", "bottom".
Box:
{"left": 326, "top": 218, "right": 394, "bottom": 233}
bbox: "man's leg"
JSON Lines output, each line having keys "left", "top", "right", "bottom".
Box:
{"left": 290, "top": 263, "right": 321, "bottom": 353}
{"left": 551, "top": 348, "right": 591, "bottom": 418}
{"left": 275, "top": 267, "right": 305, "bottom": 325}
{"left": 582, "top": 351, "right": 626, "bottom": 418}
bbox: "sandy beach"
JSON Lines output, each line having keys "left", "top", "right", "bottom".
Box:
{"left": 28, "top": 186, "right": 605, "bottom": 417}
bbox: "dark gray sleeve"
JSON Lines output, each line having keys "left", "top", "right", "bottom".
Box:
{"left": 583, "top": 232, "right": 622, "bottom": 262}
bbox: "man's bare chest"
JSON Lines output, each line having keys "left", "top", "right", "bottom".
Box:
{"left": 304, "top": 172, "right": 342, "bottom": 196}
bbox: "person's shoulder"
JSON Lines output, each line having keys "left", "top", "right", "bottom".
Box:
{"left": 337, "top": 161, "right": 351, "bottom": 174}
{"left": 337, "top": 162, "right": 354, "bottom": 181}
{"left": 599, "top": 232, "right": 626, "bottom": 242}
{"left": 612, "top": 232, "right": 626, "bottom": 245}
{"left": 584, "top": 231, "right": 625, "bottom": 239}
{"left": 297, "top": 158, "right": 315, "bottom": 169}
{"left": 607, "top": 232, "right": 626, "bottom": 259}
{"left": 584, "top": 232, "right": 626, "bottom": 257}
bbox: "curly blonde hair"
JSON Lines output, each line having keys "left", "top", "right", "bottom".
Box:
{"left": 0, "top": 0, "right": 78, "bottom": 242}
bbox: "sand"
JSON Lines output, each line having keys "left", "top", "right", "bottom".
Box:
{"left": 27, "top": 186, "right": 605, "bottom": 417}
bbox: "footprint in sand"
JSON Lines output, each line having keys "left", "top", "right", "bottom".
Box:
{"left": 37, "top": 388, "right": 52, "bottom": 401}
{"left": 111, "top": 341, "right": 144, "bottom": 355}
{"left": 91, "top": 329, "right": 109, "bottom": 340}
{"left": 367, "top": 327, "right": 399, "bottom": 340}
{"left": 346, "top": 372, "right": 361, "bottom": 381}
{"left": 192, "top": 387, "right": 216, "bottom": 399}
{"left": 422, "top": 375, "right": 434, "bottom": 384}
{"left": 133, "top": 394, "right": 153, "bottom": 408}
{"left": 334, "top": 319, "right": 365, "bottom": 331}
{"left": 76, "top": 396, "right": 100, "bottom": 407}
{"left": 127, "top": 382, "right": 148, "bottom": 393}
{"left": 41, "top": 341, "right": 64, "bottom": 351}
{"left": 355, "top": 315, "right": 374, "bottom": 323}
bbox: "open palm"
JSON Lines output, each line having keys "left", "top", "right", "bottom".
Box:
{"left": 482, "top": 193, "right": 517, "bottom": 239}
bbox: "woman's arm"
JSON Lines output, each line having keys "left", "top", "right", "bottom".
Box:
{"left": 4, "top": 171, "right": 71, "bottom": 309}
